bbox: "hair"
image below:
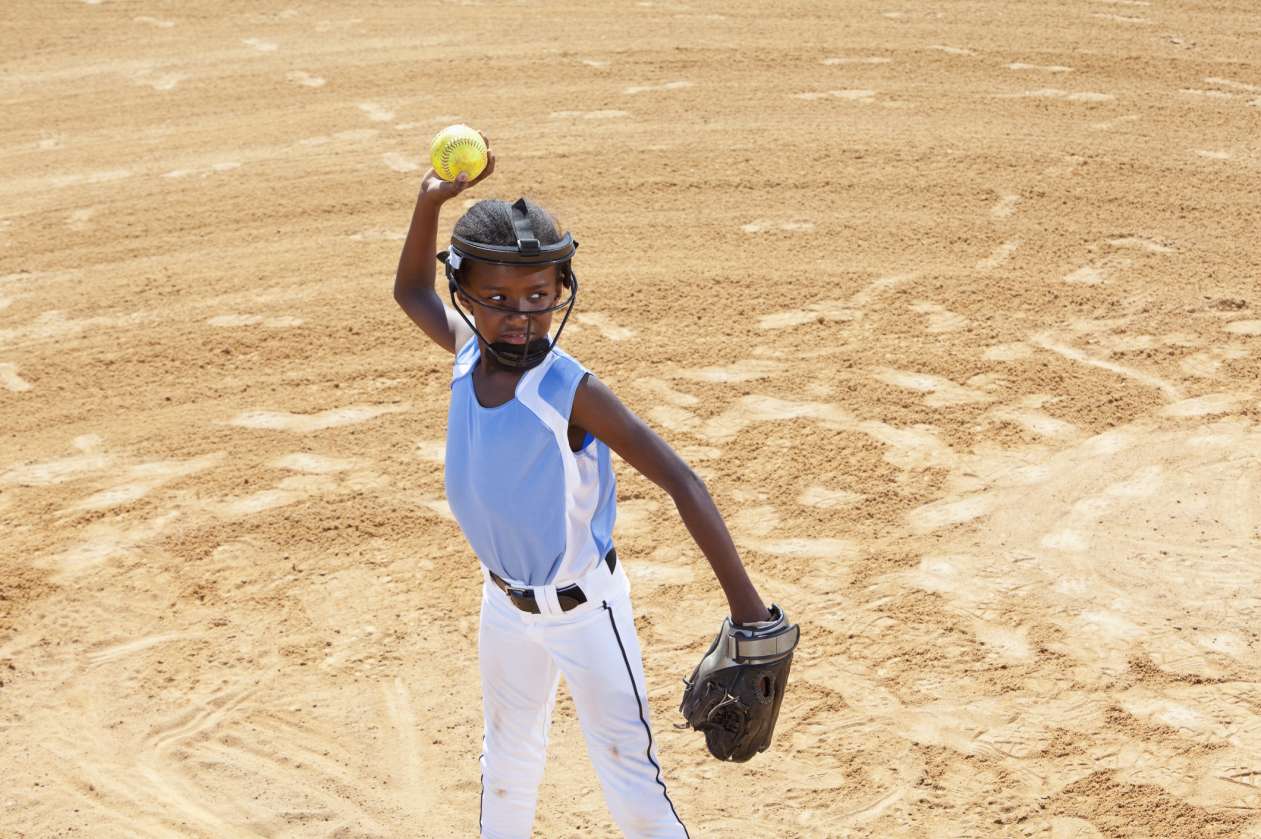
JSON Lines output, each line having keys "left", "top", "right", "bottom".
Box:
{"left": 452, "top": 198, "right": 564, "bottom": 248}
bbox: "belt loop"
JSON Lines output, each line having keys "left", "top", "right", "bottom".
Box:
{"left": 536, "top": 585, "right": 563, "bottom": 616}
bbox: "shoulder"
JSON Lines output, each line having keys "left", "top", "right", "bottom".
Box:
{"left": 451, "top": 335, "right": 479, "bottom": 382}
{"left": 527, "top": 350, "right": 591, "bottom": 418}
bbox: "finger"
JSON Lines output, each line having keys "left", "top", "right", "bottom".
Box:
{"left": 478, "top": 153, "right": 496, "bottom": 181}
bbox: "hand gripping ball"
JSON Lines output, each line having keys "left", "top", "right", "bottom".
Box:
{"left": 429, "top": 124, "right": 488, "bottom": 182}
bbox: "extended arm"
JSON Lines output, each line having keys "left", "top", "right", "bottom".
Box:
{"left": 392, "top": 134, "right": 495, "bottom": 355}
{"left": 570, "top": 375, "right": 771, "bottom": 625}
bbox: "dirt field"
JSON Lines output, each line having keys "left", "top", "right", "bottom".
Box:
{"left": 2, "top": 1, "right": 1260, "bottom": 836}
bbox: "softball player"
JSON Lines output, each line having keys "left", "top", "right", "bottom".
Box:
{"left": 393, "top": 133, "right": 772, "bottom": 838}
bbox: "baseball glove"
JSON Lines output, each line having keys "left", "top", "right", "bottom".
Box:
{"left": 678, "top": 603, "right": 800, "bottom": 762}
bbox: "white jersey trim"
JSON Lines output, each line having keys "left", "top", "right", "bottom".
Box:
{"left": 516, "top": 354, "right": 602, "bottom": 584}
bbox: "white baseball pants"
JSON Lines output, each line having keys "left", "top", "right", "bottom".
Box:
{"left": 476, "top": 561, "right": 689, "bottom": 838}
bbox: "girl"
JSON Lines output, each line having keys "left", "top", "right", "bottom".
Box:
{"left": 393, "top": 131, "right": 772, "bottom": 838}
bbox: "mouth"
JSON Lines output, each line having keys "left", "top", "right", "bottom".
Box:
{"left": 497, "top": 332, "right": 528, "bottom": 345}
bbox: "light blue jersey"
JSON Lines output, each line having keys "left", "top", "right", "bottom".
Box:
{"left": 444, "top": 338, "right": 618, "bottom": 586}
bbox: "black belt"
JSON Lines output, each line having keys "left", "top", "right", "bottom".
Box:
{"left": 490, "top": 548, "right": 617, "bottom": 614}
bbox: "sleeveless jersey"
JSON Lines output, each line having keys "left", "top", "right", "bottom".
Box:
{"left": 444, "top": 338, "right": 618, "bottom": 586}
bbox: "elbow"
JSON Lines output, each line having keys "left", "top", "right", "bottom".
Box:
{"left": 665, "top": 464, "right": 707, "bottom": 501}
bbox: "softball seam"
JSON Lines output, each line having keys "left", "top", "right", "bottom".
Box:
{"left": 438, "top": 137, "right": 485, "bottom": 179}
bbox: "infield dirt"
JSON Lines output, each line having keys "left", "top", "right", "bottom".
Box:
{"left": 2, "top": 1, "right": 1260, "bottom": 837}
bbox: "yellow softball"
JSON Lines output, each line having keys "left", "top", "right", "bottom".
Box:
{"left": 429, "top": 124, "right": 488, "bottom": 182}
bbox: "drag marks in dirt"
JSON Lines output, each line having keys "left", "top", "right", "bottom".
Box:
{"left": 1180, "top": 344, "right": 1249, "bottom": 378}
{"left": 1, "top": 434, "right": 112, "bottom": 487}
{"left": 1091, "top": 12, "right": 1153, "bottom": 24}
{"left": 349, "top": 228, "right": 405, "bottom": 242}
{"left": 1060, "top": 234, "right": 1174, "bottom": 285}
{"left": 357, "top": 102, "right": 395, "bottom": 122}
{"left": 1224, "top": 319, "right": 1261, "bottom": 336}
{"left": 758, "top": 271, "right": 913, "bottom": 330}
{"left": 1203, "top": 76, "right": 1261, "bottom": 93}
{"left": 572, "top": 311, "right": 637, "bottom": 340}
{"left": 298, "top": 128, "right": 379, "bottom": 147}
{"left": 1031, "top": 332, "right": 1185, "bottom": 400}
{"left": 66, "top": 207, "right": 95, "bottom": 231}
{"left": 822, "top": 56, "right": 891, "bottom": 65}
{"left": 798, "top": 485, "right": 863, "bottom": 509}
{"left": 741, "top": 218, "right": 817, "bottom": 233}
{"left": 1159, "top": 393, "right": 1242, "bottom": 417}
{"left": 670, "top": 358, "right": 783, "bottom": 383}
{"left": 926, "top": 45, "right": 976, "bottom": 57}
{"left": 133, "top": 16, "right": 175, "bottom": 28}
{"left": 206, "top": 313, "right": 303, "bottom": 328}
{"left": 977, "top": 239, "right": 1020, "bottom": 270}
{"left": 129, "top": 67, "right": 186, "bottom": 91}
{"left": 208, "top": 452, "right": 390, "bottom": 518}
{"left": 549, "top": 109, "right": 629, "bottom": 119}
{"left": 989, "top": 192, "right": 1021, "bottom": 218}
{"left": 382, "top": 678, "right": 431, "bottom": 815}
{"left": 286, "top": 70, "right": 326, "bottom": 87}
{"left": 1007, "top": 62, "right": 1072, "bottom": 73}
{"left": 1091, "top": 113, "right": 1141, "bottom": 130}
{"left": 162, "top": 160, "right": 241, "bottom": 179}
{"left": 792, "top": 89, "right": 876, "bottom": 103}
{"left": 996, "top": 89, "right": 1115, "bottom": 103}
{"left": 730, "top": 504, "right": 859, "bottom": 560}
{"left": 623, "top": 80, "right": 691, "bottom": 95}
{"left": 892, "top": 418, "right": 1261, "bottom": 689}
{"left": 227, "top": 403, "right": 411, "bottom": 433}
{"left": 15, "top": 443, "right": 395, "bottom": 580}
{"left": 86, "top": 631, "right": 199, "bottom": 668}
{"left": 134, "top": 687, "right": 393, "bottom": 835}
{"left": 985, "top": 395, "right": 1082, "bottom": 439}
{"left": 48, "top": 169, "right": 133, "bottom": 188}
{"left": 381, "top": 151, "right": 421, "bottom": 172}
{"left": 909, "top": 302, "right": 967, "bottom": 333}
{"left": 646, "top": 387, "right": 957, "bottom": 473}
{"left": 67, "top": 452, "right": 226, "bottom": 512}
{"left": 873, "top": 369, "right": 995, "bottom": 407}
{"left": 1063, "top": 265, "right": 1107, "bottom": 285}
{"left": 39, "top": 509, "right": 183, "bottom": 580}
{"left": 0, "top": 362, "right": 31, "bottom": 391}
{"left": 241, "top": 37, "right": 279, "bottom": 53}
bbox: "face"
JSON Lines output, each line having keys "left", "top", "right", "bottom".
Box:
{"left": 458, "top": 262, "right": 564, "bottom": 346}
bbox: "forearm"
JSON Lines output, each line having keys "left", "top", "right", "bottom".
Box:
{"left": 393, "top": 194, "right": 442, "bottom": 299}
{"left": 669, "top": 473, "right": 770, "bottom": 624}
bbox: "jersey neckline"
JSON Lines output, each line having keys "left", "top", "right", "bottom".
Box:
{"left": 462, "top": 339, "right": 552, "bottom": 412}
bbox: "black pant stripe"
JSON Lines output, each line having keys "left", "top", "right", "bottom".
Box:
{"left": 602, "top": 601, "right": 690, "bottom": 837}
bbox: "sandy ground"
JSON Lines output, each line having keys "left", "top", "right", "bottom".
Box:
{"left": 2, "top": 0, "right": 1260, "bottom": 836}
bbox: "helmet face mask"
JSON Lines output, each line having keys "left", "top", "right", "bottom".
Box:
{"left": 438, "top": 198, "right": 579, "bottom": 370}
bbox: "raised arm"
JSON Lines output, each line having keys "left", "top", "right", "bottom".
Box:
{"left": 392, "top": 134, "right": 495, "bottom": 355}
{"left": 570, "top": 374, "right": 771, "bottom": 625}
